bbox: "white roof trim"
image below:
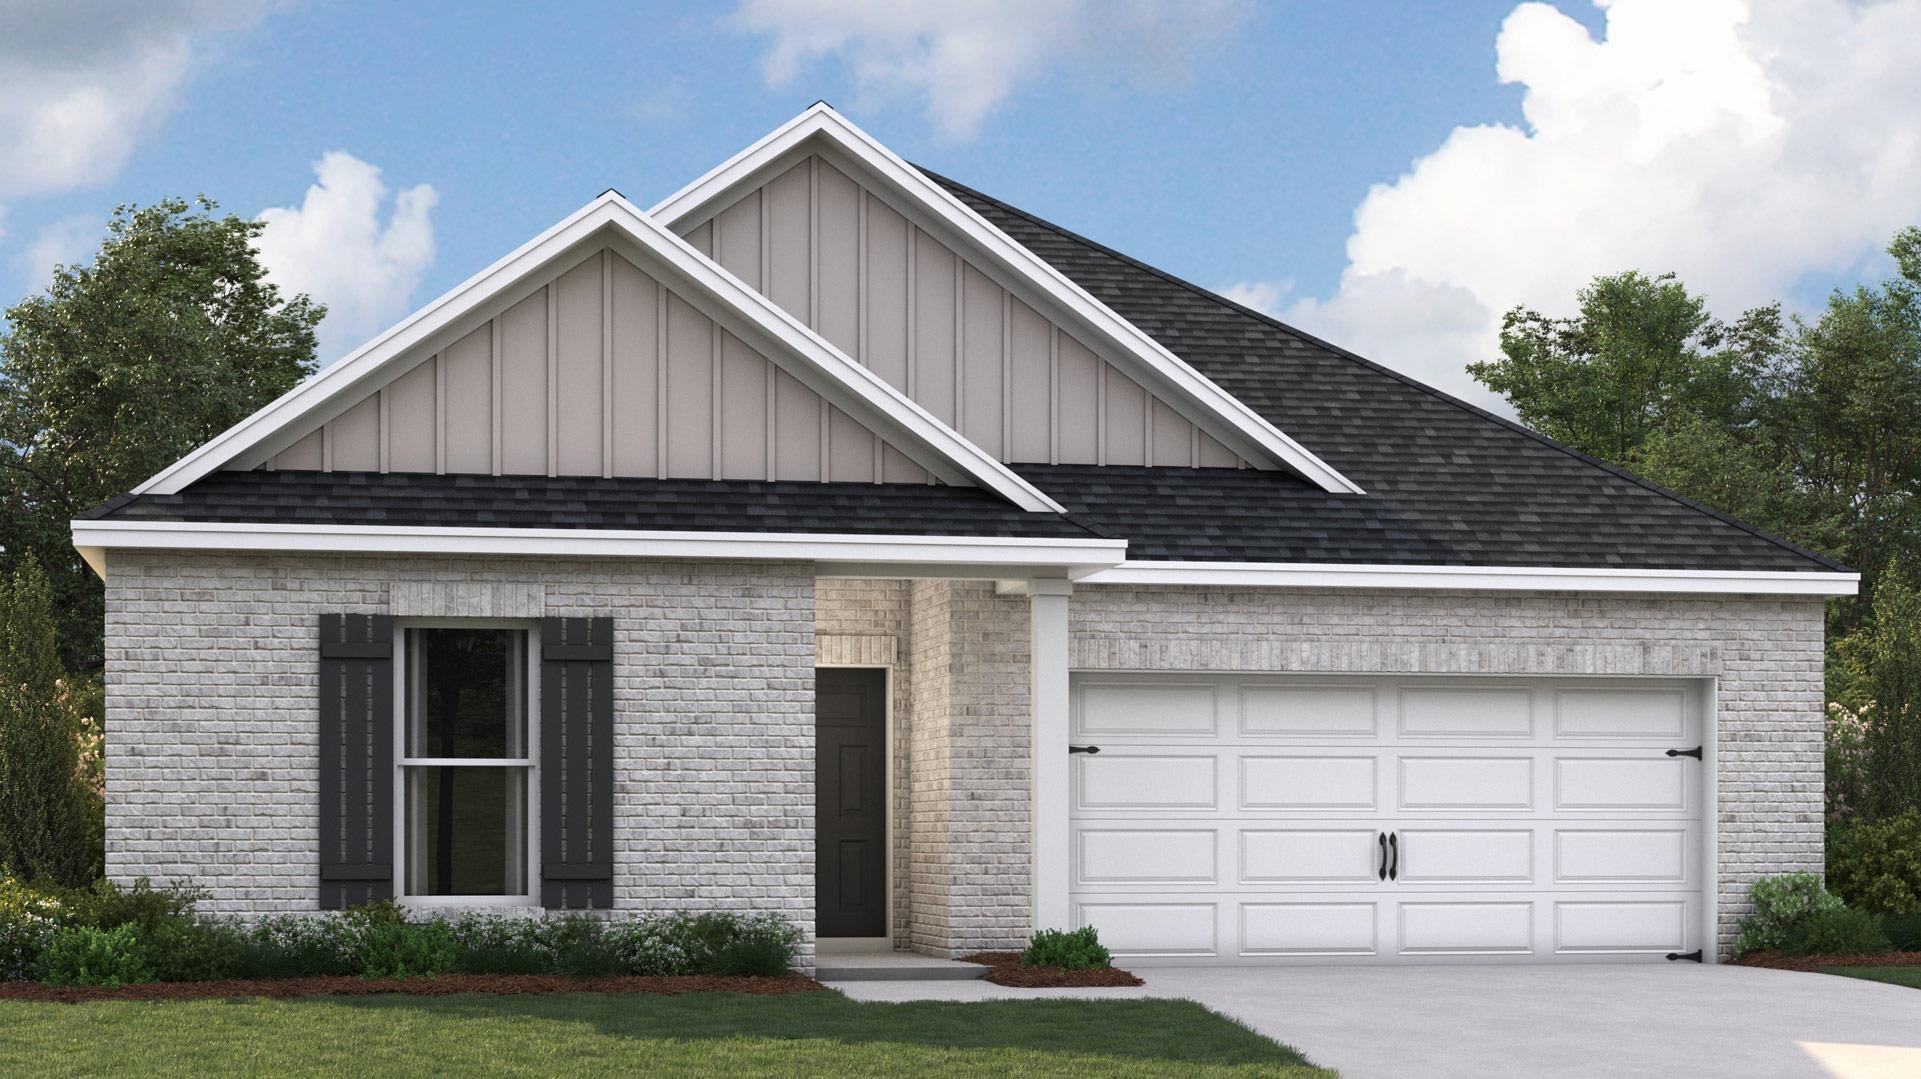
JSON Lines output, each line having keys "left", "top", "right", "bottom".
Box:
{"left": 71, "top": 519, "right": 1126, "bottom": 579}
{"left": 650, "top": 104, "right": 1365, "bottom": 495}
{"left": 130, "top": 192, "right": 1066, "bottom": 514}
{"left": 1076, "top": 560, "right": 1859, "bottom": 596}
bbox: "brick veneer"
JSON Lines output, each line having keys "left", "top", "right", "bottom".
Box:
{"left": 104, "top": 552, "right": 816, "bottom": 962}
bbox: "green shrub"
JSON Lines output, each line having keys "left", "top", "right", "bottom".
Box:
{"left": 1828, "top": 812, "right": 1921, "bottom": 914}
{"left": 142, "top": 916, "right": 248, "bottom": 982}
{"left": 1882, "top": 912, "right": 1921, "bottom": 951}
{"left": 546, "top": 914, "right": 618, "bottom": 976}
{"left": 344, "top": 901, "right": 454, "bottom": 979}
{"left": 606, "top": 912, "right": 800, "bottom": 976}
{"left": 1780, "top": 906, "right": 1891, "bottom": 956}
{"left": 234, "top": 915, "right": 358, "bottom": 978}
{"left": 39, "top": 924, "right": 153, "bottom": 987}
{"left": 68, "top": 878, "right": 206, "bottom": 934}
{"left": 1733, "top": 873, "right": 1846, "bottom": 956}
{"left": 1020, "top": 927, "right": 1111, "bottom": 970}
{"left": 0, "top": 874, "right": 65, "bottom": 980}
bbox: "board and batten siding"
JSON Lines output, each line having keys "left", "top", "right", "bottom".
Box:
{"left": 259, "top": 248, "right": 932, "bottom": 483}
{"left": 678, "top": 155, "right": 1246, "bottom": 469}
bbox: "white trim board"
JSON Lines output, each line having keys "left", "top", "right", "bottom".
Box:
{"left": 72, "top": 517, "right": 1853, "bottom": 596}
{"left": 69, "top": 520, "right": 1128, "bottom": 579}
{"left": 650, "top": 103, "right": 1364, "bottom": 496}
{"left": 1075, "top": 560, "right": 1860, "bottom": 597}
{"left": 129, "top": 191, "right": 1065, "bottom": 514}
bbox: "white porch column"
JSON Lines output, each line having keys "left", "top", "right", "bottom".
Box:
{"left": 1029, "top": 578, "right": 1073, "bottom": 932}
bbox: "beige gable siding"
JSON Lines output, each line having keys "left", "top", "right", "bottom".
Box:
{"left": 680, "top": 155, "right": 1244, "bottom": 468}
{"left": 256, "top": 248, "right": 931, "bottom": 483}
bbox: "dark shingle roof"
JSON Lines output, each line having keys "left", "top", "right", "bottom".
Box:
{"left": 91, "top": 173, "right": 1844, "bottom": 573}
{"left": 928, "top": 171, "right": 1844, "bottom": 573}
{"left": 83, "top": 470, "right": 1098, "bottom": 540}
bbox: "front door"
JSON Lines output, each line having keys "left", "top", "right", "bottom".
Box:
{"left": 816, "top": 668, "right": 888, "bottom": 938}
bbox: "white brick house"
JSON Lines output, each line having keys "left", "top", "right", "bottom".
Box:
{"left": 75, "top": 106, "right": 1854, "bottom": 966}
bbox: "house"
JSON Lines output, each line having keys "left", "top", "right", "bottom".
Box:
{"left": 73, "top": 105, "right": 1856, "bottom": 967}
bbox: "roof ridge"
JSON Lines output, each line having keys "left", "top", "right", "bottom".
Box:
{"left": 919, "top": 167, "right": 1849, "bottom": 574}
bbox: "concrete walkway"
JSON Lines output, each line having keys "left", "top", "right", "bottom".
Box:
{"left": 828, "top": 964, "right": 1921, "bottom": 1078}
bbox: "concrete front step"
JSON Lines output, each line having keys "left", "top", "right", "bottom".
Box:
{"left": 816, "top": 951, "right": 989, "bottom": 982}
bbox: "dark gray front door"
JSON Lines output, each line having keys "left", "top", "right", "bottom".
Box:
{"left": 816, "top": 668, "right": 887, "bottom": 938}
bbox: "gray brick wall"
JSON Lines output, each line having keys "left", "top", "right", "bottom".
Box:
{"left": 105, "top": 552, "right": 816, "bottom": 962}
{"left": 107, "top": 555, "right": 1825, "bottom": 965}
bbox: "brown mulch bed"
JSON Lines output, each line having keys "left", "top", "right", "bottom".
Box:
{"left": 0, "top": 972, "right": 826, "bottom": 1004}
{"left": 1731, "top": 950, "right": 1921, "bottom": 972}
{"left": 957, "top": 952, "right": 1144, "bottom": 988}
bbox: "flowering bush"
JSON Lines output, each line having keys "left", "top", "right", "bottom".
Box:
{"left": 0, "top": 877, "right": 801, "bottom": 983}
{"left": 0, "top": 874, "right": 65, "bottom": 980}
{"left": 609, "top": 911, "right": 801, "bottom": 976}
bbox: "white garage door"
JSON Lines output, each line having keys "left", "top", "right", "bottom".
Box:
{"left": 1069, "top": 675, "right": 1709, "bottom": 964}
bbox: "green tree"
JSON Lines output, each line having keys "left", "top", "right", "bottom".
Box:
{"left": 0, "top": 197, "right": 323, "bottom": 669}
{"left": 0, "top": 561, "right": 95, "bottom": 885}
{"left": 1855, "top": 566, "right": 1921, "bottom": 819}
{"left": 1769, "top": 228, "right": 1921, "bottom": 613}
{"left": 1470, "top": 271, "right": 1776, "bottom": 464}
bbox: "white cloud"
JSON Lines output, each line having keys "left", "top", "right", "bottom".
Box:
{"left": 1278, "top": 0, "right": 1921, "bottom": 412}
{"left": 16, "top": 213, "right": 101, "bottom": 289}
{"left": 0, "top": 1, "right": 267, "bottom": 231}
{"left": 729, "top": 0, "right": 1252, "bottom": 139}
{"left": 255, "top": 152, "right": 438, "bottom": 363}
{"left": 1215, "top": 280, "right": 1293, "bottom": 316}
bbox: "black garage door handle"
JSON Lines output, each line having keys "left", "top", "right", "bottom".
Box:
{"left": 1069, "top": 745, "right": 1101, "bottom": 755}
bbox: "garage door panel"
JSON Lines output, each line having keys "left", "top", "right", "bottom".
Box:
{"left": 1397, "top": 900, "right": 1534, "bottom": 956}
{"left": 1239, "top": 684, "right": 1379, "bottom": 738}
{"left": 1554, "top": 899, "right": 1690, "bottom": 954}
{"left": 1069, "top": 674, "right": 1707, "bottom": 966}
{"left": 1554, "top": 826, "right": 1692, "bottom": 885}
{"left": 1076, "top": 681, "right": 1219, "bottom": 737}
{"left": 1241, "top": 828, "right": 1381, "bottom": 884}
{"left": 1076, "top": 753, "right": 1216, "bottom": 810}
{"left": 1399, "top": 686, "right": 1534, "bottom": 738}
{"left": 1075, "top": 828, "right": 1217, "bottom": 886}
{"left": 1396, "top": 827, "right": 1533, "bottom": 884}
{"left": 1241, "top": 901, "right": 1379, "bottom": 957}
{"left": 1397, "top": 756, "right": 1533, "bottom": 811}
{"left": 1555, "top": 687, "right": 1691, "bottom": 740}
{"left": 1242, "top": 754, "right": 1377, "bottom": 811}
{"left": 1075, "top": 901, "right": 1217, "bottom": 958}
{"left": 1555, "top": 757, "right": 1688, "bottom": 811}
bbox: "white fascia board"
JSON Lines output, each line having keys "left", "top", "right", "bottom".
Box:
{"left": 131, "top": 193, "right": 1065, "bottom": 515}
{"left": 651, "top": 104, "right": 1365, "bottom": 496}
{"left": 70, "top": 520, "right": 1126, "bottom": 574}
{"left": 1077, "top": 560, "right": 1861, "bottom": 597}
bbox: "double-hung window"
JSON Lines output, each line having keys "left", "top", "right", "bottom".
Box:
{"left": 396, "top": 623, "right": 538, "bottom": 903}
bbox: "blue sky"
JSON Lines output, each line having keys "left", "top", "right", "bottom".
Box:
{"left": 3, "top": 1, "right": 1916, "bottom": 407}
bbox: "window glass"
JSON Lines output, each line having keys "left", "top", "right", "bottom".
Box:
{"left": 404, "top": 767, "right": 528, "bottom": 897}
{"left": 401, "top": 626, "right": 532, "bottom": 899}
{"left": 406, "top": 628, "right": 527, "bottom": 759}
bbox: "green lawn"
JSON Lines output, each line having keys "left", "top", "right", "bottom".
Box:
{"left": 0, "top": 991, "right": 1330, "bottom": 1077}
{"left": 1821, "top": 966, "right": 1921, "bottom": 989}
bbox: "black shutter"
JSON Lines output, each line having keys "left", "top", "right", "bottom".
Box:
{"left": 540, "top": 616, "right": 614, "bottom": 908}
{"left": 317, "top": 613, "right": 395, "bottom": 908}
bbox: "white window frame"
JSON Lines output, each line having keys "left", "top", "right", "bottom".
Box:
{"left": 392, "top": 617, "right": 541, "bottom": 909}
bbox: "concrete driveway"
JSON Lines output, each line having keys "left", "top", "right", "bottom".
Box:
{"left": 830, "top": 964, "right": 1921, "bottom": 1078}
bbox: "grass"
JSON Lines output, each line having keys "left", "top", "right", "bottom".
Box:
{"left": 0, "top": 991, "right": 1330, "bottom": 1077}
{"left": 1821, "top": 966, "right": 1921, "bottom": 989}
